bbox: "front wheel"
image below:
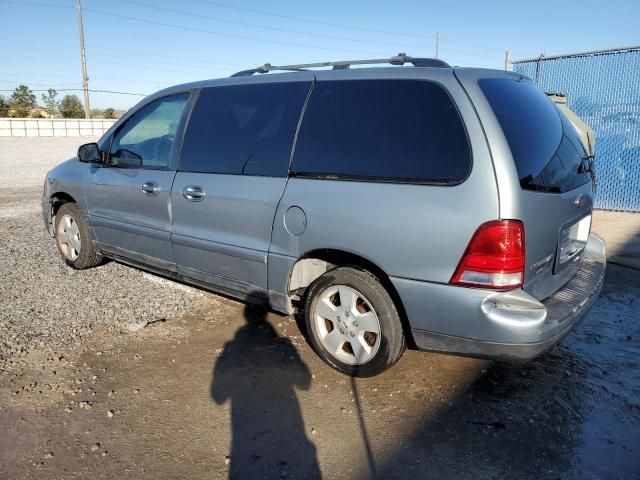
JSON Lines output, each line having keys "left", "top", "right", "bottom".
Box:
{"left": 54, "top": 203, "right": 102, "bottom": 269}
{"left": 304, "top": 267, "right": 406, "bottom": 377}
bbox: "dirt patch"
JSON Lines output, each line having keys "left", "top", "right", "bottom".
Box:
{"left": 2, "top": 266, "right": 638, "bottom": 479}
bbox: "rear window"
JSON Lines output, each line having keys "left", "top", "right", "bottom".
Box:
{"left": 480, "top": 78, "right": 590, "bottom": 193}
{"left": 290, "top": 80, "right": 471, "bottom": 184}
{"left": 179, "top": 81, "right": 311, "bottom": 177}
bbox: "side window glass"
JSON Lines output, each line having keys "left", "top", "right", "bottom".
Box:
{"left": 109, "top": 93, "right": 189, "bottom": 169}
{"left": 290, "top": 80, "right": 471, "bottom": 183}
{"left": 179, "top": 82, "right": 311, "bottom": 177}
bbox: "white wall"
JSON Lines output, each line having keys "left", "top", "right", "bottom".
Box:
{"left": 0, "top": 118, "right": 117, "bottom": 137}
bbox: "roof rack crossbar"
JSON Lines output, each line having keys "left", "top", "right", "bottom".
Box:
{"left": 231, "top": 53, "right": 450, "bottom": 77}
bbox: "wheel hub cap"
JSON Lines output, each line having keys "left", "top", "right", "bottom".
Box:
{"left": 313, "top": 285, "right": 382, "bottom": 366}
{"left": 57, "top": 214, "right": 81, "bottom": 261}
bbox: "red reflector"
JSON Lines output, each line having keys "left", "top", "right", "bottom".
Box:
{"left": 450, "top": 220, "right": 525, "bottom": 289}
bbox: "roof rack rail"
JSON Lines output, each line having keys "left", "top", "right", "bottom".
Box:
{"left": 231, "top": 53, "right": 450, "bottom": 77}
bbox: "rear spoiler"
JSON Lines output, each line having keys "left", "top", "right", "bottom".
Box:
{"left": 547, "top": 92, "right": 596, "bottom": 157}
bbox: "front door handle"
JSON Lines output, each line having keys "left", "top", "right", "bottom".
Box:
{"left": 182, "top": 185, "right": 206, "bottom": 202}
{"left": 141, "top": 181, "right": 160, "bottom": 196}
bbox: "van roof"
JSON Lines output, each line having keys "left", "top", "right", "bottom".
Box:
{"left": 148, "top": 55, "right": 524, "bottom": 101}
{"left": 230, "top": 53, "right": 450, "bottom": 77}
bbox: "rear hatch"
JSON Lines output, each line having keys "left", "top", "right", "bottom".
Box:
{"left": 456, "top": 71, "right": 595, "bottom": 300}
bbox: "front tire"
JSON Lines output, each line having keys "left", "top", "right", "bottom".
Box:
{"left": 54, "top": 203, "right": 102, "bottom": 269}
{"left": 304, "top": 267, "right": 406, "bottom": 377}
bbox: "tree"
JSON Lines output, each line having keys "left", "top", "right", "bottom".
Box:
{"left": 104, "top": 107, "right": 115, "bottom": 119}
{"left": 41, "top": 88, "right": 59, "bottom": 118}
{"left": 59, "top": 95, "right": 85, "bottom": 118}
{"left": 9, "top": 85, "right": 36, "bottom": 117}
{"left": 0, "top": 96, "right": 8, "bottom": 117}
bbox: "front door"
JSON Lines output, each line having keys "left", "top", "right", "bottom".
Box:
{"left": 84, "top": 92, "right": 190, "bottom": 271}
{"left": 171, "top": 78, "right": 313, "bottom": 299}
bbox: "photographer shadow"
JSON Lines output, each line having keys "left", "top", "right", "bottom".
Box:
{"left": 211, "top": 303, "right": 321, "bottom": 479}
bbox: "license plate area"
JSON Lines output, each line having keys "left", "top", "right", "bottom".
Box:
{"left": 554, "top": 214, "right": 591, "bottom": 274}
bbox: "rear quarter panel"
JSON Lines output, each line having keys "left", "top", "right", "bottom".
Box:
{"left": 268, "top": 68, "right": 499, "bottom": 296}
{"left": 454, "top": 69, "right": 595, "bottom": 300}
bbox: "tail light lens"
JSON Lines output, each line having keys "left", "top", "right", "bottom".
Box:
{"left": 450, "top": 220, "right": 525, "bottom": 289}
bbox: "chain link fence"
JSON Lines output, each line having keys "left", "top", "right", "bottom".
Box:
{"left": 512, "top": 47, "right": 640, "bottom": 212}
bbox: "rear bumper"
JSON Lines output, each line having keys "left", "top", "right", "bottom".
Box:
{"left": 392, "top": 234, "right": 606, "bottom": 361}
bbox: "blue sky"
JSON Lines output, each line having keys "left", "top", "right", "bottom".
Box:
{"left": 1, "top": 0, "right": 638, "bottom": 110}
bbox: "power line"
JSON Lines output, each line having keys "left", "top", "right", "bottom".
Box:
{"left": 112, "top": 0, "right": 434, "bottom": 51}
{"left": 0, "top": 79, "right": 82, "bottom": 87}
{"left": 0, "top": 0, "right": 505, "bottom": 57}
{"left": 0, "top": 54, "right": 223, "bottom": 77}
{"left": 80, "top": 7, "right": 386, "bottom": 56}
{"left": 2, "top": 47, "right": 235, "bottom": 72}
{"left": 439, "top": 36, "right": 504, "bottom": 53}
{"left": 1, "top": 72, "right": 163, "bottom": 85}
{"left": 0, "top": 0, "right": 71, "bottom": 9}
{"left": 0, "top": 0, "right": 378, "bottom": 55}
{"left": 86, "top": 45, "right": 247, "bottom": 68}
{"left": 0, "top": 88, "right": 147, "bottom": 96}
{"left": 190, "top": 0, "right": 436, "bottom": 41}
{"left": 0, "top": 38, "right": 251, "bottom": 68}
{"left": 1, "top": 72, "right": 79, "bottom": 78}
{"left": 438, "top": 46, "right": 501, "bottom": 61}
{"left": 191, "top": 0, "right": 505, "bottom": 53}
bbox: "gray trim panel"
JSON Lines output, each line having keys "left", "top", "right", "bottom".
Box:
{"left": 88, "top": 215, "right": 171, "bottom": 242}
{"left": 171, "top": 234, "right": 267, "bottom": 264}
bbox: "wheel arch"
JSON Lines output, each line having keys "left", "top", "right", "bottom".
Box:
{"left": 43, "top": 191, "right": 78, "bottom": 235}
{"left": 50, "top": 191, "right": 78, "bottom": 215}
{"left": 287, "top": 248, "right": 415, "bottom": 347}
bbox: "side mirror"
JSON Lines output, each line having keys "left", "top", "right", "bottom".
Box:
{"left": 77, "top": 143, "right": 102, "bottom": 163}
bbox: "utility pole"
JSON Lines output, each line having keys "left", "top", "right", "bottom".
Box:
{"left": 75, "top": 0, "right": 91, "bottom": 119}
{"left": 504, "top": 50, "right": 511, "bottom": 71}
{"left": 435, "top": 30, "right": 440, "bottom": 59}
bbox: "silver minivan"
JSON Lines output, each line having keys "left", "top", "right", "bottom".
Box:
{"left": 42, "top": 55, "right": 606, "bottom": 376}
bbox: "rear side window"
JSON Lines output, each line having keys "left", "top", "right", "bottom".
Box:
{"left": 179, "top": 81, "right": 311, "bottom": 177}
{"left": 480, "top": 78, "right": 590, "bottom": 193}
{"left": 291, "top": 80, "right": 471, "bottom": 183}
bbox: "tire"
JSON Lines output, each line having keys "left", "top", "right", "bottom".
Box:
{"left": 54, "top": 202, "right": 102, "bottom": 269}
{"left": 304, "top": 266, "right": 406, "bottom": 377}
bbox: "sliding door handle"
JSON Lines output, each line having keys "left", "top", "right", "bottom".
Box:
{"left": 182, "top": 185, "right": 206, "bottom": 202}
{"left": 141, "top": 181, "right": 160, "bottom": 196}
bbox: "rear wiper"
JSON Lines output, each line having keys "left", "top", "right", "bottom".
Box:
{"left": 578, "top": 155, "right": 597, "bottom": 191}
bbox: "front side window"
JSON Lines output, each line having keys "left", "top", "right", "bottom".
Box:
{"left": 179, "top": 81, "right": 312, "bottom": 176}
{"left": 109, "top": 93, "right": 189, "bottom": 168}
{"left": 290, "top": 79, "right": 471, "bottom": 183}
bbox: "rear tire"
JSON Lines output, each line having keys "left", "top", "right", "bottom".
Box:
{"left": 54, "top": 203, "right": 102, "bottom": 269}
{"left": 304, "top": 266, "right": 406, "bottom": 377}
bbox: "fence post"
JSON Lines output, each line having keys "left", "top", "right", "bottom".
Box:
{"left": 504, "top": 50, "right": 511, "bottom": 71}
{"left": 535, "top": 53, "right": 545, "bottom": 84}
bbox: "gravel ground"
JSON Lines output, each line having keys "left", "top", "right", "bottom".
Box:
{"left": 0, "top": 137, "right": 211, "bottom": 367}
{"left": 0, "top": 137, "right": 83, "bottom": 191}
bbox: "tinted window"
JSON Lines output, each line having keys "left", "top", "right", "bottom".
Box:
{"left": 290, "top": 80, "right": 471, "bottom": 183}
{"left": 479, "top": 78, "right": 590, "bottom": 193}
{"left": 179, "top": 82, "right": 311, "bottom": 176}
{"left": 109, "top": 93, "right": 189, "bottom": 168}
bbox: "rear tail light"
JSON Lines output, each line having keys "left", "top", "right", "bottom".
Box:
{"left": 450, "top": 220, "right": 525, "bottom": 289}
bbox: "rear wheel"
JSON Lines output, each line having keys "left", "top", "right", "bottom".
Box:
{"left": 304, "top": 267, "right": 405, "bottom": 377}
{"left": 54, "top": 203, "right": 102, "bottom": 269}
